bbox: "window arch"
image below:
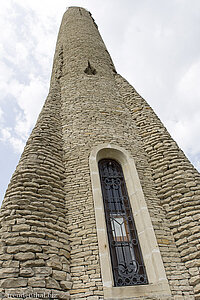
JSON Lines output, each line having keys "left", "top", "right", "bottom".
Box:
{"left": 98, "top": 159, "right": 148, "bottom": 286}
{"left": 89, "top": 143, "right": 171, "bottom": 299}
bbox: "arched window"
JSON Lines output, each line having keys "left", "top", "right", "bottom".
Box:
{"left": 98, "top": 159, "right": 148, "bottom": 286}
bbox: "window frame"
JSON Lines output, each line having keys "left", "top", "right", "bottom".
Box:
{"left": 89, "top": 143, "right": 171, "bottom": 299}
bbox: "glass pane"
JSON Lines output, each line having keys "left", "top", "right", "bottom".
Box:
{"left": 111, "top": 216, "right": 129, "bottom": 241}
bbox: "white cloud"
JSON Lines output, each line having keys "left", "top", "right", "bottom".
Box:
{"left": 13, "top": 75, "right": 47, "bottom": 137}
{"left": 166, "top": 59, "right": 200, "bottom": 159}
{"left": 0, "top": 74, "right": 47, "bottom": 153}
{"left": 0, "top": 127, "right": 24, "bottom": 153}
{"left": 0, "top": 0, "right": 55, "bottom": 153}
{"left": 0, "top": 61, "right": 14, "bottom": 99}
{"left": 177, "top": 60, "right": 200, "bottom": 110}
{"left": 0, "top": 107, "right": 3, "bottom": 122}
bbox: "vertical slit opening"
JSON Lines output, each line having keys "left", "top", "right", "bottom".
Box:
{"left": 84, "top": 61, "right": 97, "bottom": 75}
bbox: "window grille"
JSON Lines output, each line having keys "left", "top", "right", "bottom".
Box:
{"left": 98, "top": 159, "right": 148, "bottom": 286}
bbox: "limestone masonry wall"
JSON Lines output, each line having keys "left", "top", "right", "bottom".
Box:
{"left": 0, "top": 6, "right": 199, "bottom": 300}
{"left": 0, "top": 79, "right": 71, "bottom": 299}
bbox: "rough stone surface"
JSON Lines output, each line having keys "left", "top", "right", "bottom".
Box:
{"left": 0, "top": 5, "right": 199, "bottom": 300}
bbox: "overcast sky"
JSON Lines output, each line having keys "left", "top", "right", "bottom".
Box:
{"left": 0, "top": 0, "right": 200, "bottom": 204}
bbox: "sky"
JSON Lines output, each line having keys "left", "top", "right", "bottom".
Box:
{"left": 0, "top": 0, "right": 200, "bottom": 204}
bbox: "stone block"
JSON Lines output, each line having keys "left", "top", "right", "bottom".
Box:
{"left": 52, "top": 270, "right": 66, "bottom": 281}
{"left": 59, "top": 248, "right": 70, "bottom": 259}
{"left": 12, "top": 224, "right": 30, "bottom": 232}
{"left": 7, "top": 244, "right": 42, "bottom": 254}
{"left": 6, "top": 236, "right": 28, "bottom": 245}
{"left": 20, "top": 267, "right": 34, "bottom": 277}
{"left": 29, "top": 237, "right": 48, "bottom": 245}
{"left": 70, "top": 288, "right": 88, "bottom": 295}
{"left": 2, "top": 260, "right": 19, "bottom": 268}
{"left": 0, "top": 267, "right": 19, "bottom": 278}
{"left": 194, "top": 283, "right": 200, "bottom": 294}
{"left": 47, "top": 258, "right": 63, "bottom": 270}
{"left": 46, "top": 277, "right": 61, "bottom": 289}
{"left": 28, "top": 277, "right": 45, "bottom": 287}
{"left": 56, "top": 290, "right": 70, "bottom": 300}
{"left": 14, "top": 252, "right": 35, "bottom": 261}
{"left": 21, "top": 259, "right": 45, "bottom": 268}
{"left": 33, "top": 267, "right": 52, "bottom": 277}
{"left": 0, "top": 278, "right": 28, "bottom": 288}
{"left": 20, "top": 231, "right": 45, "bottom": 238}
{"left": 60, "top": 280, "right": 73, "bottom": 290}
{"left": 189, "top": 276, "right": 200, "bottom": 286}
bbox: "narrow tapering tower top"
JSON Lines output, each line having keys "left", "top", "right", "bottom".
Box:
{"left": 51, "top": 7, "right": 116, "bottom": 86}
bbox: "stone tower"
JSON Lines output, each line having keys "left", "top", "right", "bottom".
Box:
{"left": 0, "top": 6, "right": 200, "bottom": 300}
